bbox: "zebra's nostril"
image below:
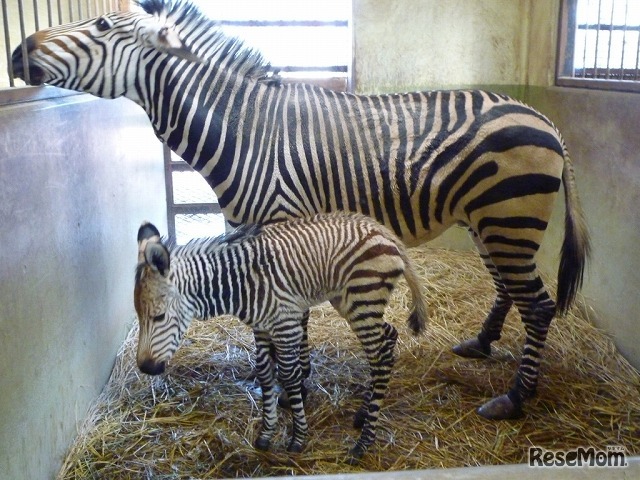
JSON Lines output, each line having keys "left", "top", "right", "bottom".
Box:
{"left": 138, "top": 358, "right": 166, "bottom": 375}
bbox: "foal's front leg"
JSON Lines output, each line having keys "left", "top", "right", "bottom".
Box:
{"left": 275, "top": 310, "right": 310, "bottom": 408}
{"left": 253, "top": 331, "right": 278, "bottom": 450}
{"left": 273, "top": 321, "right": 308, "bottom": 452}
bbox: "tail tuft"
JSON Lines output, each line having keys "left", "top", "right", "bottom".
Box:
{"left": 556, "top": 148, "right": 590, "bottom": 315}
{"left": 407, "top": 307, "right": 427, "bottom": 335}
{"left": 402, "top": 255, "right": 428, "bottom": 335}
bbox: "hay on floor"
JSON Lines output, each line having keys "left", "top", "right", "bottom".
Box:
{"left": 58, "top": 245, "right": 640, "bottom": 479}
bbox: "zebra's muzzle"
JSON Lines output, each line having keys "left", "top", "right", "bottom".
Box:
{"left": 138, "top": 358, "right": 166, "bottom": 376}
{"left": 11, "top": 34, "right": 47, "bottom": 85}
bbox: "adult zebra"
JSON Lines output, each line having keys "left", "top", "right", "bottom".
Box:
{"left": 12, "top": 0, "right": 589, "bottom": 420}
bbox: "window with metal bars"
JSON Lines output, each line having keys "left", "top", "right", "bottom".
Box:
{"left": 557, "top": 0, "right": 640, "bottom": 92}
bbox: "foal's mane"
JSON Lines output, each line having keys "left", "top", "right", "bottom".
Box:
{"left": 172, "top": 223, "right": 264, "bottom": 258}
{"left": 136, "top": 0, "right": 274, "bottom": 79}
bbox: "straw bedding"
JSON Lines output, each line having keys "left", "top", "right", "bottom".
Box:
{"left": 58, "top": 244, "right": 640, "bottom": 479}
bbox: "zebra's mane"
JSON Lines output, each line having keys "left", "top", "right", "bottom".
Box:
{"left": 170, "top": 223, "right": 264, "bottom": 258}
{"left": 135, "top": 224, "right": 262, "bottom": 282}
{"left": 136, "top": 0, "right": 274, "bottom": 80}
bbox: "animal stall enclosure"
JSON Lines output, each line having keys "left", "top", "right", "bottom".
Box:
{"left": 1, "top": 1, "right": 640, "bottom": 479}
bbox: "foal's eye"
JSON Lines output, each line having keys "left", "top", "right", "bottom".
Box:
{"left": 95, "top": 17, "right": 111, "bottom": 32}
{"left": 152, "top": 313, "right": 165, "bottom": 322}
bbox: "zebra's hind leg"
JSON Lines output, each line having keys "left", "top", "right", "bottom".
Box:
{"left": 477, "top": 280, "right": 555, "bottom": 420}
{"left": 353, "top": 321, "right": 398, "bottom": 429}
{"left": 472, "top": 229, "right": 556, "bottom": 421}
{"left": 253, "top": 331, "right": 279, "bottom": 451}
{"left": 272, "top": 320, "right": 308, "bottom": 453}
{"left": 453, "top": 228, "right": 513, "bottom": 358}
{"left": 348, "top": 319, "right": 397, "bottom": 463}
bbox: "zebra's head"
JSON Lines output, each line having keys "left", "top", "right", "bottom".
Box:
{"left": 134, "top": 221, "right": 192, "bottom": 375}
{"left": 11, "top": 0, "right": 203, "bottom": 98}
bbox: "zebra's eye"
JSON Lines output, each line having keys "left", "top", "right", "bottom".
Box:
{"left": 152, "top": 313, "right": 165, "bottom": 323}
{"left": 95, "top": 17, "right": 111, "bottom": 32}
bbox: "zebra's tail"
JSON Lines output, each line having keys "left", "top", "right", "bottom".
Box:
{"left": 556, "top": 145, "right": 591, "bottom": 315}
{"left": 393, "top": 244, "right": 428, "bottom": 335}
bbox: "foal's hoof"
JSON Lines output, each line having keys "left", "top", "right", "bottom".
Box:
{"left": 254, "top": 436, "right": 271, "bottom": 451}
{"left": 286, "top": 440, "right": 305, "bottom": 453}
{"left": 345, "top": 444, "right": 366, "bottom": 465}
{"left": 477, "top": 394, "right": 523, "bottom": 420}
{"left": 452, "top": 338, "right": 491, "bottom": 358}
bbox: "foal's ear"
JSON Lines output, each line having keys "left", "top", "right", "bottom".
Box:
{"left": 144, "top": 242, "right": 170, "bottom": 277}
{"left": 137, "top": 221, "right": 167, "bottom": 272}
{"left": 138, "top": 221, "right": 161, "bottom": 244}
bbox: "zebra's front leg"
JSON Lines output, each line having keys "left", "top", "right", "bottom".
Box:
{"left": 253, "top": 331, "right": 279, "bottom": 451}
{"left": 277, "top": 309, "right": 310, "bottom": 409}
{"left": 273, "top": 322, "right": 308, "bottom": 453}
{"left": 478, "top": 282, "right": 556, "bottom": 420}
{"left": 453, "top": 228, "right": 513, "bottom": 358}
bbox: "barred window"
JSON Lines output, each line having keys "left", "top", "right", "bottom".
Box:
{"left": 194, "top": 0, "right": 352, "bottom": 92}
{"left": 557, "top": 0, "right": 640, "bottom": 92}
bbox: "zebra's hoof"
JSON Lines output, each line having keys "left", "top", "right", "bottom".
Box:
{"left": 345, "top": 444, "right": 366, "bottom": 465}
{"left": 452, "top": 338, "right": 491, "bottom": 358}
{"left": 254, "top": 436, "right": 271, "bottom": 451}
{"left": 286, "top": 439, "right": 305, "bottom": 453}
{"left": 477, "top": 394, "right": 523, "bottom": 420}
{"left": 277, "top": 391, "right": 291, "bottom": 409}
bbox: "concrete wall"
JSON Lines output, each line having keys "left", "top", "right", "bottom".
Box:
{"left": 353, "top": 0, "right": 640, "bottom": 370}
{"left": 524, "top": 1, "right": 640, "bottom": 370}
{"left": 0, "top": 91, "right": 166, "bottom": 480}
{"left": 353, "top": 0, "right": 529, "bottom": 94}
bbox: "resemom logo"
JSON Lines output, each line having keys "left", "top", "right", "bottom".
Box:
{"left": 528, "top": 446, "right": 628, "bottom": 468}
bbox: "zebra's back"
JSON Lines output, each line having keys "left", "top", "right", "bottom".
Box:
{"left": 171, "top": 213, "right": 413, "bottom": 321}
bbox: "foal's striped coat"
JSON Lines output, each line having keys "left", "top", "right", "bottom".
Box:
{"left": 134, "top": 213, "right": 428, "bottom": 460}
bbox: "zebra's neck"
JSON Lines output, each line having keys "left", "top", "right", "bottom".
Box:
{"left": 139, "top": 58, "right": 248, "bottom": 166}
{"left": 172, "top": 244, "right": 250, "bottom": 322}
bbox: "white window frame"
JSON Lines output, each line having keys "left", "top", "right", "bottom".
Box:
{"left": 557, "top": 0, "right": 640, "bottom": 92}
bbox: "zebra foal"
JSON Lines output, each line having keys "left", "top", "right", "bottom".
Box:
{"left": 134, "top": 213, "right": 428, "bottom": 460}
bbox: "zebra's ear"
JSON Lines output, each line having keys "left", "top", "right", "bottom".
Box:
{"left": 138, "top": 221, "right": 161, "bottom": 243}
{"left": 143, "top": 23, "right": 204, "bottom": 63}
{"left": 144, "top": 242, "right": 170, "bottom": 277}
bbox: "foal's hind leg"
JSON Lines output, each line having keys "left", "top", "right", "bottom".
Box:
{"left": 353, "top": 321, "right": 398, "bottom": 428}
{"left": 333, "top": 282, "right": 397, "bottom": 462}
{"left": 453, "top": 228, "right": 513, "bottom": 358}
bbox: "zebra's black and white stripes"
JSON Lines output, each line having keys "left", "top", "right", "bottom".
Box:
{"left": 134, "top": 213, "right": 428, "bottom": 459}
{"left": 13, "top": 0, "right": 590, "bottom": 420}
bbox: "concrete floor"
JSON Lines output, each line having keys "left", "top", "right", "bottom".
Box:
{"left": 262, "top": 456, "right": 640, "bottom": 480}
